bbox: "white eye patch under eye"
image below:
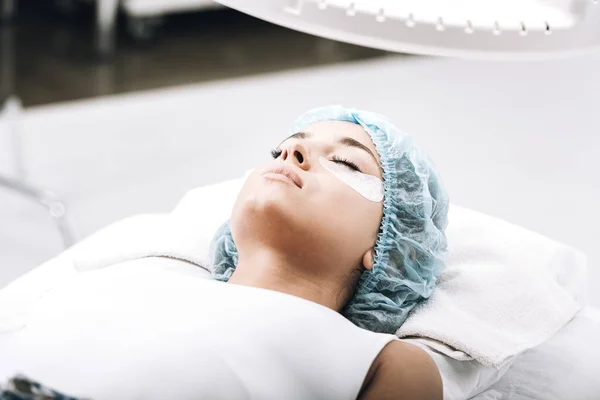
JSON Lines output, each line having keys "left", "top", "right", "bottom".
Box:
{"left": 319, "top": 157, "right": 384, "bottom": 202}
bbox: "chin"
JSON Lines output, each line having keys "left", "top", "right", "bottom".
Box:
{"left": 232, "top": 190, "right": 308, "bottom": 247}
{"left": 234, "top": 188, "right": 288, "bottom": 225}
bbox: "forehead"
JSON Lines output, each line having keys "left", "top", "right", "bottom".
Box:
{"left": 304, "top": 120, "right": 379, "bottom": 160}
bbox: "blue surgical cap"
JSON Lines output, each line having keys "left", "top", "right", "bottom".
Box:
{"left": 210, "top": 105, "right": 449, "bottom": 334}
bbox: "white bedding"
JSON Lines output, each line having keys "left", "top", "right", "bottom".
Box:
{"left": 0, "top": 257, "right": 396, "bottom": 400}
{"left": 2, "top": 257, "right": 598, "bottom": 399}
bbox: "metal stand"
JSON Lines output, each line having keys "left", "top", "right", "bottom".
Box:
{"left": 96, "top": 0, "right": 119, "bottom": 59}
{"left": 0, "top": 7, "right": 75, "bottom": 248}
{"left": 0, "top": 174, "right": 74, "bottom": 248}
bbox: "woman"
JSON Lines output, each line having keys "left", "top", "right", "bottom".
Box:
{"left": 0, "top": 105, "right": 449, "bottom": 400}
{"left": 209, "top": 105, "right": 449, "bottom": 399}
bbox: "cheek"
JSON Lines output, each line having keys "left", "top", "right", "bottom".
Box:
{"left": 350, "top": 201, "right": 384, "bottom": 240}
{"left": 315, "top": 174, "right": 383, "bottom": 239}
{"left": 230, "top": 179, "right": 252, "bottom": 222}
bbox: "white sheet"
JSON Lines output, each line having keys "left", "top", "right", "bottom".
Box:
{"left": 1, "top": 257, "right": 398, "bottom": 400}
{"left": 2, "top": 256, "right": 598, "bottom": 399}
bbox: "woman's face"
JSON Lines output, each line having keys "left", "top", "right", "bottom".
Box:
{"left": 231, "top": 120, "right": 384, "bottom": 276}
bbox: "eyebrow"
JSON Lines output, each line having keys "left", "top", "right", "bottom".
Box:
{"left": 280, "top": 131, "right": 378, "bottom": 163}
{"left": 337, "top": 136, "right": 378, "bottom": 163}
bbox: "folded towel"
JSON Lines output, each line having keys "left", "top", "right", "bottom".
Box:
{"left": 396, "top": 205, "right": 586, "bottom": 368}
{"left": 74, "top": 175, "right": 244, "bottom": 272}
{"left": 73, "top": 214, "right": 211, "bottom": 272}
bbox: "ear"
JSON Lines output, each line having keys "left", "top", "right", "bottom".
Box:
{"left": 362, "top": 249, "right": 375, "bottom": 271}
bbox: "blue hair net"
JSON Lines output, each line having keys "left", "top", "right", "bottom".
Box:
{"left": 210, "top": 105, "right": 449, "bottom": 334}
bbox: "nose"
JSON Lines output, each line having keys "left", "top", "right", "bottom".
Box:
{"left": 281, "top": 142, "right": 310, "bottom": 170}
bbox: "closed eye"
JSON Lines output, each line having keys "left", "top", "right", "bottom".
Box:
{"left": 331, "top": 156, "right": 361, "bottom": 172}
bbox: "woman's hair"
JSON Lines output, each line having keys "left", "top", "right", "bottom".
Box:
{"left": 210, "top": 105, "right": 449, "bottom": 335}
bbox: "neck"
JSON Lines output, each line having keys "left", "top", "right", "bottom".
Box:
{"left": 228, "top": 247, "right": 348, "bottom": 312}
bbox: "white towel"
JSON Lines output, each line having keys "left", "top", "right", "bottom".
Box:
{"left": 74, "top": 174, "right": 244, "bottom": 272}
{"left": 396, "top": 206, "right": 587, "bottom": 369}
{"left": 73, "top": 214, "right": 212, "bottom": 271}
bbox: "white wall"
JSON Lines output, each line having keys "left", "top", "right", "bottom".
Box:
{"left": 1, "top": 52, "right": 599, "bottom": 304}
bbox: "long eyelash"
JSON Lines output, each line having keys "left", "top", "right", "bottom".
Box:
{"left": 331, "top": 156, "right": 361, "bottom": 172}
{"left": 271, "top": 148, "right": 282, "bottom": 159}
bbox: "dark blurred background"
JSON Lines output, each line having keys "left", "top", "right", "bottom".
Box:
{"left": 4, "top": 0, "right": 388, "bottom": 107}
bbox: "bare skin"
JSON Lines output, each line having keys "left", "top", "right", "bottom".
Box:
{"left": 228, "top": 120, "right": 442, "bottom": 400}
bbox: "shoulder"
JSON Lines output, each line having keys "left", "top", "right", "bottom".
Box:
{"left": 359, "top": 340, "right": 443, "bottom": 400}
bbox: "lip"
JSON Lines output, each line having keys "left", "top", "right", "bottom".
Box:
{"left": 261, "top": 164, "right": 303, "bottom": 188}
